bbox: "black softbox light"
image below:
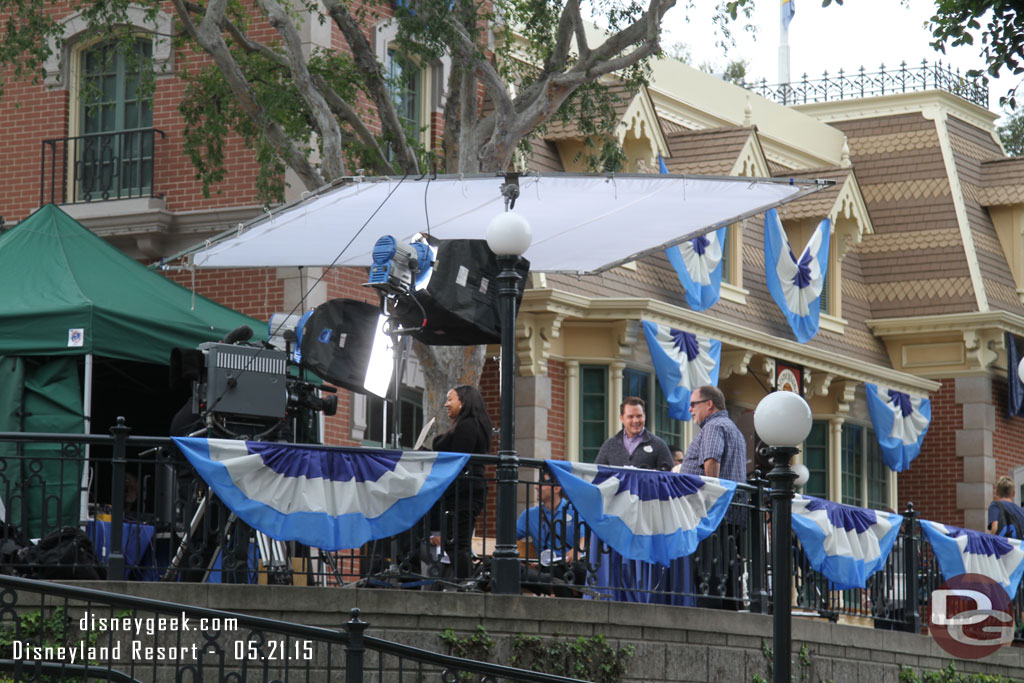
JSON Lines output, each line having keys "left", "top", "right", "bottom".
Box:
{"left": 397, "top": 239, "right": 530, "bottom": 346}
{"left": 299, "top": 298, "right": 383, "bottom": 394}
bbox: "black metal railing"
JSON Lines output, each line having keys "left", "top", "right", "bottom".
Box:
{"left": 0, "top": 421, "right": 1017, "bottom": 641}
{"left": 742, "top": 60, "right": 989, "bottom": 109}
{"left": 40, "top": 128, "right": 165, "bottom": 206}
{"left": 0, "top": 573, "right": 586, "bottom": 682}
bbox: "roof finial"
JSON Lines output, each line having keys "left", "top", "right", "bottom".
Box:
{"left": 743, "top": 95, "right": 753, "bottom": 127}
{"left": 840, "top": 136, "right": 851, "bottom": 168}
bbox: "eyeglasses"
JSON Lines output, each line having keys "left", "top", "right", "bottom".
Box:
{"left": 689, "top": 398, "right": 708, "bottom": 408}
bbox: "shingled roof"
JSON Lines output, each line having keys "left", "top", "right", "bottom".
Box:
{"left": 662, "top": 126, "right": 756, "bottom": 176}
{"left": 832, "top": 112, "right": 982, "bottom": 318}
{"left": 771, "top": 166, "right": 852, "bottom": 221}
{"left": 540, "top": 82, "right": 647, "bottom": 140}
{"left": 977, "top": 157, "right": 1024, "bottom": 206}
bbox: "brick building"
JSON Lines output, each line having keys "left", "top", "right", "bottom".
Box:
{"left": 3, "top": 5, "right": 1024, "bottom": 532}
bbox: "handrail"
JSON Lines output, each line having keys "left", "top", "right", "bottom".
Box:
{"left": 0, "top": 574, "right": 586, "bottom": 682}
{"left": 742, "top": 60, "right": 988, "bottom": 108}
{"left": 39, "top": 128, "right": 166, "bottom": 205}
{"left": 0, "top": 659, "right": 141, "bottom": 683}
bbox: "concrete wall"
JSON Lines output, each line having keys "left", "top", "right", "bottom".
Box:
{"left": 88, "top": 582, "right": 1024, "bottom": 683}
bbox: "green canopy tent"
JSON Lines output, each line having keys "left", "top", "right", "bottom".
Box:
{"left": 0, "top": 204, "right": 265, "bottom": 536}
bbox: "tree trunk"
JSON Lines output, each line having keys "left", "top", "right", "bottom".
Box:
{"left": 414, "top": 343, "right": 488, "bottom": 446}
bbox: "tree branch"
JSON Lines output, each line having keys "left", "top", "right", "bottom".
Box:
{"left": 321, "top": 0, "right": 420, "bottom": 175}
{"left": 170, "top": 0, "right": 325, "bottom": 190}
{"left": 257, "top": 0, "right": 346, "bottom": 179}
{"left": 545, "top": 0, "right": 581, "bottom": 73}
{"left": 213, "top": 14, "right": 393, "bottom": 172}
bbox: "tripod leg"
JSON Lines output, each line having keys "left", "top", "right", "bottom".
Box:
{"left": 202, "top": 512, "right": 236, "bottom": 584}
{"left": 161, "top": 495, "right": 208, "bottom": 582}
{"left": 255, "top": 532, "right": 292, "bottom": 585}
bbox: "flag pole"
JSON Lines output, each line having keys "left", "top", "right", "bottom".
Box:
{"left": 779, "top": 0, "right": 793, "bottom": 103}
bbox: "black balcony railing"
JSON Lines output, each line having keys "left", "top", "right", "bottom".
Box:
{"left": 743, "top": 60, "right": 989, "bottom": 109}
{"left": 0, "top": 421, "right": 1013, "bottom": 643}
{"left": 40, "top": 128, "right": 165, "bottom": 206}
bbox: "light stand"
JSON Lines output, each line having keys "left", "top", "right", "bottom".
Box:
{"left": 486, "top": 193, "right": 532, "bottom": 596}
{"left": 753, "top": 390, "right": 812, "bottom": 683}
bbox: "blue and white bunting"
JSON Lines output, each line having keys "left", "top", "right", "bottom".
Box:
{"left": 657, "top": 151, "right": 726, "bottom": 311}
{"left": 763, "top": 208, "right": 831, "bottom": 343}
{"left": 641, "top": 321, "right": 721, "bottom": 421}
{"left": 171, "top": 438, "right": 469, "bottom": 550}
{"left": 791, "top": 495, "right": 903, "bottom": 589}
{"left": 545, "top": 460, "right": 737, "bottom": 567}
{"left": 920, "top": 520, "right": 1024, "bottom": 598}
{"left": 665, "top": 226, "right": 728, "bottom": 311}
{"left": 1008, "top": 333, "right": 1024, "bottom": 417}
{"left": 864, "top": 383, "right": 931, "bottom": 472}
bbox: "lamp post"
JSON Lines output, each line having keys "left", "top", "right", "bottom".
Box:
{"left": 486, "top": 207, "right": 531, "bottom": 595}
{"left": 753, "top": 390, "right": 812, "bottom": 683}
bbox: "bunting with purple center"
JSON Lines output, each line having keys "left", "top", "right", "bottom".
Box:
{"left": 920, "top": 520, "right": 1024, "bottom": 598}
{"left": 791, "top": 495, "right": 903, "bottom": 589}
{"left": 657, "top": 152, "right": 725, "bottom": 311}
{"left": 763, "top": 208, "right": 831, "bottom": 343}
{"left": 864, "top": 383, "right": 931, "bottom": 472}
{"left": 641, "top": 321, "right": 721, "bottom": 421}
{"left": 545, "top": 460, "right": 737, "bottom": 567}
{"left": 171, "top": 438, "right": 470, "bottom": 550}
{"left": 665, "top": 226, "right": 728, "bottom": 311}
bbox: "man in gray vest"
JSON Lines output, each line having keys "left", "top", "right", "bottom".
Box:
{"left": 595, "top": 397, "right": 674, "bottom": 470}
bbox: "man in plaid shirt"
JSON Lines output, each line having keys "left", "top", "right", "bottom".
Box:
{"left": 681, "top": 384, "right": 747, "bottom": 610}
{"left": 680, "top": 385, "right": 746, "bottom": 482}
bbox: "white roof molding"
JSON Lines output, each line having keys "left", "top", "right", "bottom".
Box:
{"left": 646, "top": 56, "right": 845, "bottom": 171}
{"left": 730, "top": 132, "right": 772, "bottom": 178}
{"left": 794, "top": 89, "right": 999, "bottom": 135}
{"left": 829, "top": 172, "right": 873, "bottom": 261}
{"left": 619, "top": 86, "right": 669, "bottom": 162}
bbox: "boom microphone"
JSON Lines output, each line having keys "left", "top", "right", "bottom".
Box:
{"left": 222, "top": 325, "right": 254, "bottom": 345}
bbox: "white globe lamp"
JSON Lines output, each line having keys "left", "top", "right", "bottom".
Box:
{"left": 754, "top": 390, "right": 812, "bottom": 447}
{"left": 792, "top": 463, "right": 810, "bottom": 488}
{"left": 486, "top": 210, "right": 532, "bottom": 257}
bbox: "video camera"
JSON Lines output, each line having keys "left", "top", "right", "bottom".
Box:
{"left": 171, "top": 324, "right": 338, "bottom": 441}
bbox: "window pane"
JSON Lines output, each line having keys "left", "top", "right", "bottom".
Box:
{"left": 581, "top": 399, "right": 604, "bottom": 421}
{"left": 399, "top": 392, "right": 424, "bottom": 450}
{"left": 803, "top": 420, "right": 828, "bottom": 499}
{"left": 720, "top": 228, "right": 730, "bottom": 283}
{"left": 365, "top": 392, "right": 423, "bottom": 449}
{"left": 581, "top": 368, "right": 604, "bottom": 393}
{"left": 654, "top": 385, "right": 683, "bottom": 452}
{"left": 579, "top": 366, "right": 607, "bottom": 464}
{"left": 866, "top": 428, "right": 888, "bottom": 511}
{"left": 841, "top": 424, "right": 863, "bottom": 506}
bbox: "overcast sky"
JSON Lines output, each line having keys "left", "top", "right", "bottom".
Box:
{"left": 659, "top": 0, "right": 1015, "bottom": 116}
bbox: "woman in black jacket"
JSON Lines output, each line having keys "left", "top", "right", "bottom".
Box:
{"left": 430, "top": 385, "right": 493, "bottom": 581}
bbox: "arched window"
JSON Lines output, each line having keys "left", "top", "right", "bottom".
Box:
{"left": 77, "top": 39, "right": 154, "bottom": 200}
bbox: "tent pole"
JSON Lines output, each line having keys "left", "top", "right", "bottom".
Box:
{"left": 79, "top": 353, "right": 93, "bottom": 523}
